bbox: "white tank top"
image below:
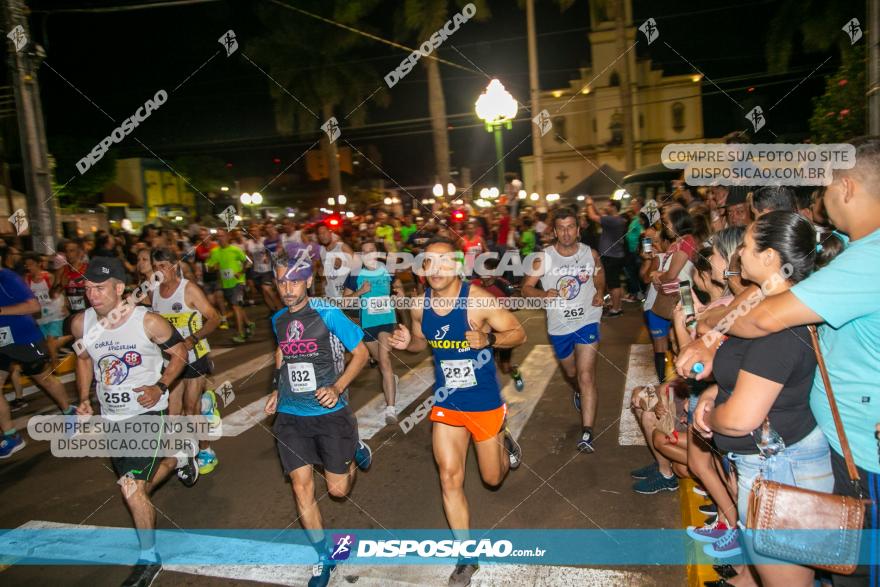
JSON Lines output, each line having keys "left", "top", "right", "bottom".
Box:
{"left": 151, "top": 278, "right": 210, "bottom": 363}
{"left": 246, "top": 238, "right": 273, "bottom": 274}
{"left": 83, "top": 305, "right": 166, "bottom": 419}
{"left": 539, "top": 244, "right": 603, "bottom": 335}
{"left": 320, "top": 242, "right": 349, "bottom": 299}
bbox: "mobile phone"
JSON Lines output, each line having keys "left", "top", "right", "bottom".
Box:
{"left": 642, "top": 237, "right": 653, "bottom": 254}
{"left": 679, "top": 280, "right": 696, "bottom": 322}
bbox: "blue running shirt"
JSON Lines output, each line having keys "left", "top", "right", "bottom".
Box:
{"left": 271, "top": 299, "right": 363, "bottom": 416}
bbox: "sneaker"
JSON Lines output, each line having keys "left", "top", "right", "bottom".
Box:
{"left": 384, "top": 405, "right": 397, "bottom": 424}
{"left": 607, "top": 309, "right": 624, "bottom": 317}
{"left": 693, "top": 485, "right": 709, "bottom": 497}
{"left": 576, "top": 430, "right": 594, "bottom": 453}
{"left": 630, "top": 462, "right": 659, "bottom": 480}
{"left": 219, "top": 320, "right": 229, "bottom": 330}
{"left": 448, "top": 560, "right": 479, "bottom": 587}
{"left": 308, "top": 559, "right": 336, "bottom": 587}
{"left": 632, "top": 471, "right": 679, "bottom": 494}
{"left": 504, "top": 428, "right": 522, "bottom": 470}
{"left": 713, "top": 564, "right": 738, "bottom": 579}
{"left": 699, "top": 503, "right": 718, "bottom": 516}
{"left": 572, "top": 390, "right": 581, "bottom": 412}
{"left": 687, "top": 518, "right": 731, "bottom": 543}
{"left": 62, "top": 405, "right": 77, "bottom": 416}
{"left": 354, "top": 439, "right": 372, "bottom": 471}
{"left": 0, "top": 432, "right": 26, "bottom": 458}
{"left": 231, "top": 334, "right": 247, "bottom": 344}
{"left": 511, "top": 366, "right": 524, "bottom": 392}
{"left": 176, "top": 452, "right": 199, "bottom": 487}
{"left": 201, "top": 389, "right": 221, "bottom": 426}
{"left": 623, "top": 294, "right": 639, "bottom": 303}
{"left": 368, "top": 358, "right": 378, "bottom": 369}
{"left": 9, "top": 398, "right": 28, "bottom": 412}
{"left": 197, "top": 449, "right": 218, "bottom": 475}
{"left": 120, "top": 559, "right": 162, "bottom": 587}
{"left": 245, "top": 321, "right": 256, "bottom": 336}
{"left": 703, "top": 528, "right": 742, "bottom": 559}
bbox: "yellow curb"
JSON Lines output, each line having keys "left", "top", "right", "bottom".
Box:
{"left": 680, "top": 477, "right": 719, "bottom": 587}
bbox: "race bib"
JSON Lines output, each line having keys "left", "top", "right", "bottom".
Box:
{"left": 287, "top": 362, "right": 317, "bottom": 393}
{"left": 441, "top": 359, "right": 477, "bottom": 389}
{"left": 35, "top": 290, "right": 51, "bottom": 306}
{"left": 561, "top": 304, "right": 587, "bottom": 322}
{"left": 367, "top": 296, "right": 392, "bottom": 315}
{"left": 0, "top": 326, "right": 13, "bottom": 347}
{"left": 69, "top": 295, "right": 86, "bottom": 311}
{"left": 220, "top": 269, "right": 235, "bottom": 280}
{"left": 98, "top": 386, "right": 144, "bottom": 416}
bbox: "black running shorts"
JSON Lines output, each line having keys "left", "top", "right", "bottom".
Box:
{"left": 273, "top": 405, "right": 358, "bottom": 475}
{"left": 0, "top": 341, "right": 51, "bottom": 376}
{"left": 111, "top": 409, "right": 167, "bottom": 482}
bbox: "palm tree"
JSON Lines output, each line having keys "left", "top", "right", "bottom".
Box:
{"left": 250, "top": 1, "right": 387, "bottom": 198}
{"left": 398, "top": 0, "right": 490, "bottom": 189}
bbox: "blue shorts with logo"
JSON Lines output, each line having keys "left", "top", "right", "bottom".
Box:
{"left": 644, "top": 309, "right": 670, "bottom": 339}
{"left": 549, "top": 322, "right": 600, "bottom": 360}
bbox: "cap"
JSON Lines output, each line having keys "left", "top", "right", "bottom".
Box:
{"left": 281, "top": 243, "right": 314, "bottom": 281}
{"left": 83, "top": 257, "right": 126, "bottom": 283}
{"left": 726, "top": 186, "right": 751, "bottom": 206}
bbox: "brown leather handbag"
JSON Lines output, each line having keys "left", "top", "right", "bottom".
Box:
{"left": 745, "top": 326, "right": 868, "bottom": 574}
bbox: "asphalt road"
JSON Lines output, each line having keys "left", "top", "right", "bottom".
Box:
{"left": 0, "top": 302, "right": 685, "bottom": 586}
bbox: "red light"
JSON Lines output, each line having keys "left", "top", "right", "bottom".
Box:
{"left": 747, "top": 86, "right": 755, "bottom": 93}
{"left": 273, "top": 157, "right": 281, "bottom": 164}
{"left": 452, "top": 211, "right": 464, "bottom": 221}
{"left": 328, "top": 217, "right": 340, "bottom": 226}
{"left": 225, "top": 162, "right": 233, "bottom": 168}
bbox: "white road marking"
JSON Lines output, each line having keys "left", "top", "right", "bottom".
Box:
{"left": 618, "top": 344, "right": 656, "bottom": 446}
{"left": 501, "top": 345, "right": 555, "bottom": 441}
{"left": 355, "top": 358, "right": 434, "bottom": 440}
{"left": 6, "top": 521, "right": 656, "bottom": 586}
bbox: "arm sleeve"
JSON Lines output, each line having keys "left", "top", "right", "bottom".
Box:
{"left": 790, "top": 242, "right": 880, "bottom": 328}
{"left": 739, "top": 330, "right": 804, "bottom": 385}
{"left": 315, "top": 302, "right": 363, "bottom": 351}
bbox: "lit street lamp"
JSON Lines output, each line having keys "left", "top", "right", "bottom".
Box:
{"left": 475, "top": 79, "right": 518, "bottom": 189}
{"left": 432, "top": 183, "right": 444, "bottom": 197}
{"left": 338, "top": 194, "right": 347, "bottom": 205}
{"left": 447, "top": 182, "right": 456, "bottom": 196}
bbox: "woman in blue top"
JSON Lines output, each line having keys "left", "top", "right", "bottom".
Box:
{"left": 343, "top": 241, "right": 403, "bottom": 424}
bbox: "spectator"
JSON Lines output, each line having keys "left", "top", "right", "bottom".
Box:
{"left": 585, "top": 197, "right": 627, "bottom": 316}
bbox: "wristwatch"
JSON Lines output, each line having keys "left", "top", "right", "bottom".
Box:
{"left": 486, "top": 332, "right": 497, "bottom": 347}
{"left": 156, "top": 382, "right": 169, "bottom": 393}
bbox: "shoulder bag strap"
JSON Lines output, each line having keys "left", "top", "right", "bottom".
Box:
{"left": 808, "top": 325, "right": 862, "bottom": 493}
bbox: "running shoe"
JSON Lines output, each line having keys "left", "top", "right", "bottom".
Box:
{"left": 62, "top": 405, "right": 77, "bottom": 416}
{"left": 623, "top": 294, "right": 639, "bottom": 303}
{"left": 698, "top": 503, "right": 718, "bottom": 516}
{"left": 692, "top": 485, "right": 709, "bottom": 497}
{"left": 120, "top": 559, "right": 162, "bottom": 587}
{"left": 176, "top": 452, "right": 199, "bottom": 487}
{"left": 368, "top": 358, "right": 377, "bottom": 369}
{"left": 511, "top": 366, "right": 524, "bottom": 392}
{"left": 504, "top": 428, "right": 522, "bottom": 470}
{"left": 572, "top": 390, "right": 581, "bottom": 412}
{"left": 8, "top": 398, "right": 28, "bottom": 412}
{"left": 712, "top": 564, "right": 738, "bottom": 579}
{"left": 245, "top": 321, "right": 256, "bottom": 337}
{"left": 703, "top": 528, "right": 742, "bottom": 559}
{"left": 607, "top": 309, "right": 624, "bottom": 317}
{"left": 219, "top": 320, "right": 229, "bottom": 330}
{"left": 201, "top": 389, "right": 221, "bottom": 427}
{"left": 231, "top": 334, "right": 247, "bottom": 344}
{"left": 687, "top": 518, "right": 730, "bottom": 542}
{"left": 197, "top": 449, "right": 218, "bottom": 475}
{"left": 632, "top": 471, "right": 679, "bottom": 494}
{"left": 354, "top": 440, "right": 372, "bottom": 471}
{"left": 384, "top": 405, "right": 397, "bottom": 424}
{"left": 630, "top": 462, "right": 659, "bottom": 480}
{"left": 576, "top": 430, "right": 594, "bottom": 453}
{"left": 308, "top": 559, "right": 336, "bottom": 587}
{"left": 0, "top": 432, "right": 26, "bottom": 458}
{"left": 448, "top": 559, "right": 479, "bottom": 587}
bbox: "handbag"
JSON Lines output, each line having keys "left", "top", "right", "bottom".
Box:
{"left": 745, "top": 326, "right": 868, "bottom": 574}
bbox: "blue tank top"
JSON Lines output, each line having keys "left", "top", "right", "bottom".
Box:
{"left": 421, "top": 281, "right": 501, "bottom": 412}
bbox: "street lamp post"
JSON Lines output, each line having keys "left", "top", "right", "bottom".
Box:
{"left": 475, "top": 79, "right": 518, "bottom": 191}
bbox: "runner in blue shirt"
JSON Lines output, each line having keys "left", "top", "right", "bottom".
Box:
{"left": 343, "top": 241, "right": 404, "bottom": 424}
{"left": 0, "top": 266, "right": 75, "bottom": 458}
{"left": 264, "top": 246, "right": 372, "bottom": 587}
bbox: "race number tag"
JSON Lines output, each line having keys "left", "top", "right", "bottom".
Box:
{"left": 440, "top": 359, "right": 477, "bottom": 389}
{"left": 367, "top": 296, "right": 391, "bottom": 315}
{"left": 287, "top": 362, "right": 317, "bottom": 393}
{"left": 99, "top": 387, "right": 140, "bottom": 416}
{"left": 68, "top": 295, "right": 86, "bottom": 311}
{"left": 35, "top": 290, "right": 51, "bottom": 306}
{"left": 220, "top": 269, "right": 235, "bottom": 280}
{"left": 561, "top": 304, "right": 586, "bottom": 322}
{"left": 0, "top": 326, "right": 13, "bottom": 347}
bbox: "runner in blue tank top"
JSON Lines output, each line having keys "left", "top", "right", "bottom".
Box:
{"left": 389, "top": 237, "right": 526, "bottom": 586}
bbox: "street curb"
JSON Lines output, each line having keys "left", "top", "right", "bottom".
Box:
{"left": 680, "top": 477, "right": 718, "bottom": 587}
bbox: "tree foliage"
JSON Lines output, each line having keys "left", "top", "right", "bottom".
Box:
{"left": 49, "top": 135, "right": 117, "bottom": 208}
{"left": 809, "top": 44, "right": 865, "bottom": 143}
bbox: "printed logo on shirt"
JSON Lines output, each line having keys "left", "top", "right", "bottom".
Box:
{"left": 434, "top": 325, "right": 450, "bottom": 340}
{"left": 279, "top": 319, "right": 318, "bottom": 356}
{"left": 172, "top": 302, "right": 183, "bottom": 312}
{"left": 556, "top": 276, "right": 581, "bottom": 300}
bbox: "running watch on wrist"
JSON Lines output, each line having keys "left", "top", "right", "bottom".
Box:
{"left": 486, "top": 332, "right": 497, "bottom": 347}
{"left": 156, "top": 382, "right": 169, "bottom": 393}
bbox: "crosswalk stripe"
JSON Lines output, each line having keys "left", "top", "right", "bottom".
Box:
{"left": 501, "top": 345, "right": 555, "bottom": 441}
{"left": 6, "top": 521, "right": 654, "bottom": 586}
{"left": 618, "top": 344, "right": 655, "bottom": 446}
{"left": 355, "top": 358, "right": 434, "bottom": 440}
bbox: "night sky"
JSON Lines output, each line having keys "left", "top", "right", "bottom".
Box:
{"left": 12, "top": 0, "right": 854, "bottom": 197}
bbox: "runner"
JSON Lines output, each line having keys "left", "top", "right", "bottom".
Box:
{"left": 315, "top": 221, "right": 352, "bottom": 301}
{"left": 151, "top": 248, "right": 222, "bottom": 475}
{"left": 342, "top": 240, "right": 403, "bottom": 423}
{"left": 205, "top": 228, "right": 253, "bottom": 343}
{"left": 521, "top": 207, "right": 605, "bottom": 453}
{"left": 70, "top": 257, "right": 197, "bottom": 587}
{"left": 264, "top": 248, "right": 372, "bottom": 587}
{"left": 194, "top": 228, "right": 228, "bottom": 330}
{"left": 0, "top": 266, "right": 76, "bottom": 458}
{"left": 458, "top": 219, "right": 487, "bottom": 277}
{"left": 389, "top": 237, "right": 526, "bottom": 587}
{"left": 56, "top": 239, "right": 88, "bottom": 314}
{"left": 23, "top": 253, "right": 67, "bottom": 366}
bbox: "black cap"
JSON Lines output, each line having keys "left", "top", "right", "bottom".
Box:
{"left": 726, "top": 186, "right": 751, "bottom": 206}
{"left": 83, "top": 257, "right": 126, "bottom": 283}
